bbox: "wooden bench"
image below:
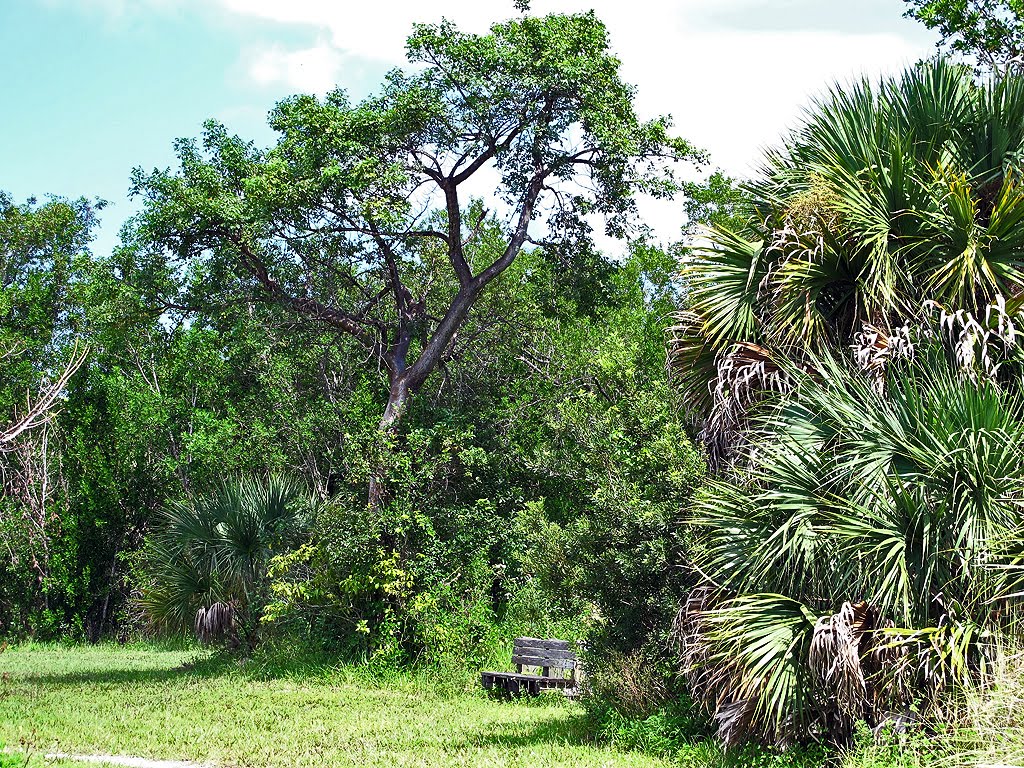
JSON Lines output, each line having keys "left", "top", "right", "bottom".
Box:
{"left": 481, "top": 637, "right": 577, "bottom": 697}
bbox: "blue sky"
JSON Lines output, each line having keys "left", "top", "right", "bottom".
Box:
{"left": 1, "top": 0, "right": 938, "bottom": 255}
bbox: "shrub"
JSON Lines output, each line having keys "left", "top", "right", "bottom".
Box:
{"left": 676, "top": 343, "right": 1024, "bottom": 746}
{"left": 584, "top": 649, "right": 673, "bottom": 721}
{"left": 139, "top": 474, "right": 315, "bottom": 645}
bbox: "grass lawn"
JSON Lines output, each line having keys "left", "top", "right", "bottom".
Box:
{"left": 0, "top": 644, "right": 680, "bottom": 768}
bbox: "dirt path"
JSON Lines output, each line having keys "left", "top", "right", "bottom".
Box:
{"left": 45, "top": 754, "right": 212, "bottom": 768}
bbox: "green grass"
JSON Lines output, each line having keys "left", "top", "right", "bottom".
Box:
{"left": 0, "top": 643, "right": 678, "bottom": 768}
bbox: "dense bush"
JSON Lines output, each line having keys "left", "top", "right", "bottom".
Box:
{"left": 669, "top": 58, "right": 1024, "bottom": 748}
{"left": 0, "top": 188, "right": 705, "bottom": 691}
{"left": 677, "top": 336, "right": 1024, "bottom": 746}
{"left": 256, "top": 246, "right": 704, "bottom": 668}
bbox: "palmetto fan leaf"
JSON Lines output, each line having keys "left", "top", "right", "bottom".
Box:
{"left": 678, "top": 227, "right": 766, "bottom": 348}
{"left": 672, "top": 60, "right": 1024, "bottom": 460}
{"left": 967, "top": 73, "right": 1024, "bottom": 183}
{"left": 140, "top": 474, "right": 315, "bottom": 641}
{"left": 675, "top": 591, "right": 818, "bottom": 747}
{"left": 138, "top": 539, "right": 222, "bottom": 633}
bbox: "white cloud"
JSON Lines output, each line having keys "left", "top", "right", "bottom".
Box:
{"left": 213, "top": 0, "right": 932, "bottom": 176}
{"left": 634, "top": 30, "right": 927, "bottom": 174}
{"left": 58, "top": 0, "right": 934, "bottom": 175}
{"left": 247, "top": 41, "right": 345, "bottom": 95}
{"left": 207, "top": 0, "right": 934, "bottom": 247}
{"left": 219, "top": 0, "right": 505, "bottom": 63}
{"left": 57, "top": 0, "right": 936, "bottom": 245}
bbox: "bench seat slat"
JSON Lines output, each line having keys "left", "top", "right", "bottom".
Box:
{"left": 512, "top": 654, "right": 576, "bottom": 670}
{"left": 481, "top": 671, "right": 572, "bottom": 687}
{"left": 513, "top": 637, "right": 571, "bottom": 651}
{"left": 511, "top": 647, "right": 576, "bottom": 660}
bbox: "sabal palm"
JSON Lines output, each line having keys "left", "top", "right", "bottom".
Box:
{"left": 673, "top": 59, "right": 1024, "bottom": 456}
{"left": 678, "top": 346, "right": 1024, "bottom": 746}
{"left": 140, "top": 474, "right": 314, "bottom": 638}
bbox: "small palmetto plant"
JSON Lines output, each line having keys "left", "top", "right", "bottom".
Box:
{"left": 140, "top": 474, "right": 315, "bottom": 645}
{"left": 675, "top": 341, "right": 1024, "bottom": 747}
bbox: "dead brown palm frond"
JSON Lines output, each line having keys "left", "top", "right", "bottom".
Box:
{"left": 809, "top": 601, "right": 880, "bottom": 731}
{"left": 672, "top": 584, "right": 718, "bottom": 678}
{"left": 702, "top": 342, "right": 790, "bottom": 468}
{"left": 853, "top": 324, "right": 915, "bottom": 392}
{"left": 195, "top": 601, "right": 237, "bottom": 645}
{"left": 927, "top": 295, "right": 1022, "bottom": 381}
{"left": 671, "top": 586, "right": 757, "bottom": 747}
{"left": 667, "top": 309, "right": 719, "bottom": 415}
{"left": 850, "top": 295, "right": 1023, "bottom": 392}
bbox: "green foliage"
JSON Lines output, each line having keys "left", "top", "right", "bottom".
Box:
{"left": 1, "top": 196, "right": 705, "bottom": 663}
{"left": 0, "top": 192, "right": 97, "bottom": 361}
{"left": 0, "top": 19, "right": 715, "bottom": 762}
{"left": 678, "top": 342, "right": 1024, "bottom": 746}
{"left": 0, "top": 742, "right": 24, "bottom": 768}
{"left": 127, "top": 13, "right": 701, "bottom": 503}
{"left": 904, "top": 0, "right": 1024, "bottom": 73}
{"left": 257, "top": 245, "right": 703, "bottom": 669}
{"left": 585, "top": 689, "right": 833, "bottom": 768}
{"left": 140, "top": 475, "right": 315, "bottom": 643}
{"left": 588, "top": 698, "right": 711, "bottom": 758}
{"left": 721, "top": 744, "right": 834, "bottom": 768}
{"left": 0, "top": 191, "right": 98, "bottom": 638}
{"left": 839, "top": 722, "right": 944, "bottom": 768}
{"left": 682, "top": 171, "right": 750, "bottom": 235}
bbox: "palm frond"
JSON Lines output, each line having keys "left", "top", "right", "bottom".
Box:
{"left": 139, "top": 474, "right": 315, "bottom": 642}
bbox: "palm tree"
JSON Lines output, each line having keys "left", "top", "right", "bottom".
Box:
{"left": 672, "top": 59, "right": 1024, "bottom": 465}
{"left": 675, "top": 343, "right": 1024, "bottom": 747}
{"left": 669, "top": 58, "right": 1024, "bottom": 746}
{"left": 140, "top": 474, "right": 315, "bottom": 644}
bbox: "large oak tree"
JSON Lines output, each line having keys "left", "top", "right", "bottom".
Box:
{"left": 129, "top": 12, "right": 698, "bottom": 505}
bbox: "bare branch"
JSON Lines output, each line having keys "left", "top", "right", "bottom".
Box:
{"left": 1, "top": 343, "right": 89, "bottom": 451}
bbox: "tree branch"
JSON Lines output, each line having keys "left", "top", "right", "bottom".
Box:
{"left": 229, "top": 234, "right": 384, "bottom": 350}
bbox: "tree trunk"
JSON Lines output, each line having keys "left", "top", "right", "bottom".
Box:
{"left": 367, "top": 375, "right": 411, "bottom": 510}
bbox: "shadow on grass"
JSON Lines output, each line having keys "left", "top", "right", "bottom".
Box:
{"left": 6, "top": 653, "right": 236, "bottom": 688}
{"left": 7, "top": 647, "right": 419, "bottom": 690}
{"left": 457, "top": 710, "right": 598, "bottom": 752}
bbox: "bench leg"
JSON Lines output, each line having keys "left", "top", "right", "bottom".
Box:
{"left": 482, "top": 674, "right": 552, "bottom": 699}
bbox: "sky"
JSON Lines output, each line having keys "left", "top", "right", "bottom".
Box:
{"left": 1, "top": 0, "right": 940, "bottom": 255}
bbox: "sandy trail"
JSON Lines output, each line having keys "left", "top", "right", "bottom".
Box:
{"left": 45, "top": 753, "right": 212, "bottom": 768}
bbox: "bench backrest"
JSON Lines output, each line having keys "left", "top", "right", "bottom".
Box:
{"left": 513, "top": 637, "right": 576, "bottom": 677}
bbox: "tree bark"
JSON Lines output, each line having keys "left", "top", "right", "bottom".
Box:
{"left": 367, "top": 374, "right": 411, "bottom": 510}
